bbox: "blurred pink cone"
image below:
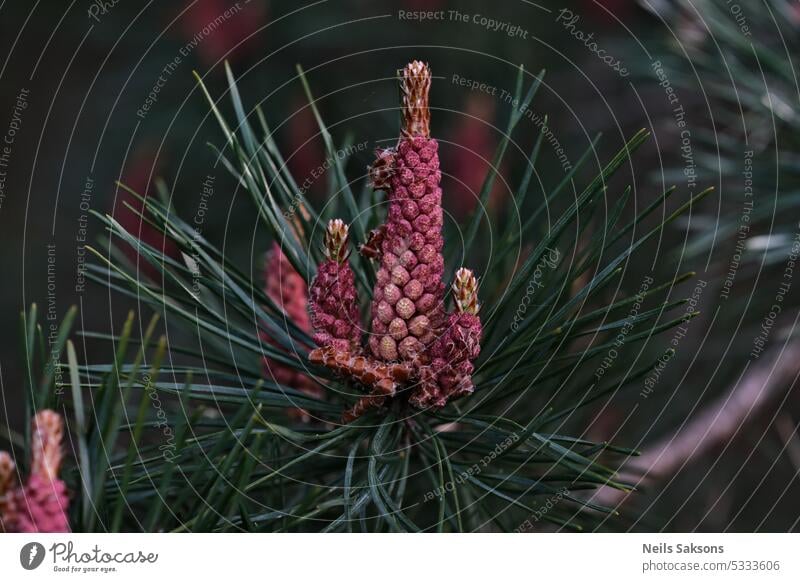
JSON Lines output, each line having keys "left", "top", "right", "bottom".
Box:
{"left": 445, "top": 93, "right": 499, "bottom": 218}
{"left": 0, "top": 411, "right": 70, "bottom": 533}
{"left": 261, "top": 243, "right": 321, "bottom": 422}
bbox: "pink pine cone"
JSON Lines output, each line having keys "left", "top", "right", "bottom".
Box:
{"left": 310, "top": 261, "right": 361, "bottom": 352}
{"left": 310, "top": 61, "right": 484, "bottom": 421}
{"left": 412, "top": 312, "right": 482, "bottom": 408}
{"left": 368, "top": 136, "right": 446, "bottom": 363}
{"left": 261, "top": 243, "right": 320, "bottom": 418}
{"left": 264, "top": 242, "right": 311, "bottom": 332}
{"left": 4, "top": 476, "right": 70, "bottom": 533}
{"left": 1, "top": 410, "right": 70, "bottom": 533}
{"left": 309, "top": 220, "right": 362, "bottom": 352}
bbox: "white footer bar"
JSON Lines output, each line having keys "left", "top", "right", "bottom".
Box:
{"left": 0, "top": 533, "right": 796, "bottom": 580}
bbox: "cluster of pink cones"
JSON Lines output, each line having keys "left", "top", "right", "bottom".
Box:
{"left": 0, "top": 410, "right": 70, "bottom": 533}
{"left": 265, "top": 61, "right": 483, "bottom": 422}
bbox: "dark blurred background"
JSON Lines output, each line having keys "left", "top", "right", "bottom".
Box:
{"left": 1, "top": 0, "right": 798, "bottom": 531}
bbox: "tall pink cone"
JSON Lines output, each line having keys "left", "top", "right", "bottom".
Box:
{"left": 367, "top": 61, "right": 446, "bottom": 365}
{"left": 0, "top": 411, "right": 70, "bottom": 533}
{"left": 261, "top": 242, "right": 320, "bottom": 421}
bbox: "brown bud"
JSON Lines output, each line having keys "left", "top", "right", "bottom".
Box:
{"left": 324, "top": 219, "right": 350, "bottom": 263}
{"left": 30, "top": 410, "right": 64, "bottom": 482}
{"left": 400, "top": 61, "right": 431, "bottom": 138}
{"left": 453, "top": 268, "right": 480, "bottom": 315}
